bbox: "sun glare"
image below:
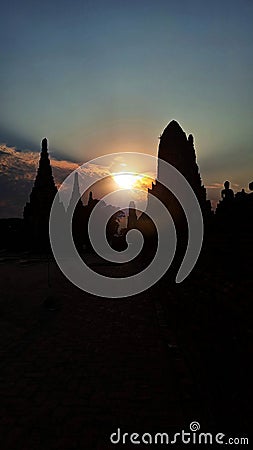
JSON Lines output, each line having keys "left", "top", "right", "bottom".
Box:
{"left": 113, "top": 173, "right": 142, "bottom": 189}
{"left": 113, "top": 173, "right": 141, "bottom": 189}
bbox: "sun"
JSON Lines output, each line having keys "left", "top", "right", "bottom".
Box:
{"left": 113, "top": 173, "right": 141, "bottom": 189}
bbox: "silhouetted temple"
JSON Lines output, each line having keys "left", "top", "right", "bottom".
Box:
{"left": 127, "top": 201, "right": 138, "bottom": 230}
{"left": 21, "top": 122, "right": 243, "bottom": 257}
{"left": 216, "top": 180, "right": 253, "bottom": 233}
{"left": 147, "top": 120, "right": 211, "bottom": 218}
{"left": 67, "top": 172, "right": 86, "bottom": 251}
{"left": 23, "top": 138, "right": 58, "bottom": 248}
{"left": 67, "top": 172, "right": 84, "bottom": 215}
{"left": 137, "top": 120, "right": 211, "bottom": 253}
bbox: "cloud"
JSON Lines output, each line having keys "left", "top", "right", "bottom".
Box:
{"left": 0, "top": 144, "right": 146, "bottom": 217}
{"left": 205, "top": 181, "right": 244, "bottom": 210}
{"left": 205, "top": 183, "right": 224, "bottom": 189}
{"left": 0, "top": 144, "right": 80, "bottom": 218}
{"left": 4, "top": 142, "right": 245, "bottom": 217}
{"left": 206, "top": 182, "right": 239, "bottom": 189}
{"left": 135, "top": 175, "right": 154, "bottom": 191}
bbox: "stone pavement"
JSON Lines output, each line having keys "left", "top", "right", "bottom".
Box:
{"left": 0, "top": 255, "right": 204, "bottom": 449}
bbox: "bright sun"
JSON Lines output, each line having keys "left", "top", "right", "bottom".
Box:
{"left": 113, "top": 173, "right": 141, "bottom": 189}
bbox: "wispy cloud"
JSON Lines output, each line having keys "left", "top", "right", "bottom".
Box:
{"left": 206, "top": 182, "right": 239, "bottom": 190}
{"left": 0, "top": 144, "right": 80, "bottom": 217}
{"left": 0, "top": 144, "right": 152, "bottom": 217}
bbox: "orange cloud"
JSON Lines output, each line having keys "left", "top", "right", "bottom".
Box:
{"left": 0, "top": 144, "right": 81, "bottom": 217}
{"left": 0, "top": 144, "right": 78, "bottom": 185}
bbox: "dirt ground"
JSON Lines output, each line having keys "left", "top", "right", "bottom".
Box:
{"left": 0, "top": 252, "right": 212, "bottom": 449}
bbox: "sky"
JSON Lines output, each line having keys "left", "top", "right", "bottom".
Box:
{"left": 1, "top": 0, "right": 253, "bottom": 217}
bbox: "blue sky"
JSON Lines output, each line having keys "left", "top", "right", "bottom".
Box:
{"left": 1, "top": 0, "right": 253, "bottom": 215}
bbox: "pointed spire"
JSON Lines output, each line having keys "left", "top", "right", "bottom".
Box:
{"left": 41, "top": 137, "right": 48, "bottom": 152}
{"left": 34, "top": 138, "right": 56, "bottom": 190}
{"left": 151, "top": 120, "right": 211, "bottom": 219}
{"left": 23, "top": 137, "right": 58, "bottom": 248}
{"left": 88, "top": 191, "right": 93, "bottom": 206}
{"left": 127, "top": 201, "right": 137, "bottom": 229}
{"left": 160, "top": 120, "right": 186, "bottom": 140}
{"left": 68, "top": 172, "right": 83, "bottom": 212}
{"left": 73, "top": 172, "right": 81, "bottom": 201}
{"left": 188, "top": 134, "right": 194, "bottom": 146}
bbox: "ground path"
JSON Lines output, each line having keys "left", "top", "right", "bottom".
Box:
{"left": 0, "top": 253, "right": 206, "bottom": 449}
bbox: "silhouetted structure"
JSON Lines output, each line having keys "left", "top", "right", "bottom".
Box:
{"left": 138, "top": 121, "right": 211, "bottom": 250}
{"left": 82, "top": 191, "right": 99, "bottom": 250}
{"left": 147, "top": 120, "right": 211, "bottom": 218}
{"left": 88, "top": 191, "right": 97, "bottom": 208}
{"left": 215, "top": 181, "right": 236, "bottom": 233}
{"left": 15, "top": 124, "right": 252, "bottom": 258}
{"left": 248, "top": 182, "right": 253, "bottom": 228}
{"left": 235, "top": 188, "right": 246, "bottom": 200}
{"left": 67, "top": 172, "right": 86, "bottom": 252}
{"left": 221, "top": 181, "right": 234, "bottom": 201}
{"left": 215, "top": 179, "right": 253, "bottom": 234}
{"left": 106, "top": 210, "right": 124, "bottom": 248}
{"left": 127, "top": 201, "right": 138, "bottom": 230}
{"left": 68, "top": 172, "right": 84, "bottom": 213}
{"left": 23, "top": 138, "right": 58, "bottom": 249}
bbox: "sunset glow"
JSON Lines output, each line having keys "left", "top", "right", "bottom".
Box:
{"left": 113, "top": 173, "right": 142, "bottom": 190}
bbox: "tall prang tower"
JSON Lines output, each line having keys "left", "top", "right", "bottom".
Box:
{"left": 67, "top": 172, "right": 84, "bottom": 215}
{"left": 137, "top": 120, "right": 211, "bottom": 252}
{"left": 67, "top": 172, "right": 86, "bottom": 251}
{"left": 147, "top": 120, "right": 211, "bottom": 219}
{"left": 24, "top": 138, "right": 58, "bottom": 249}
{"left": 127, "top": 201, "right": 138, "bottom": 230}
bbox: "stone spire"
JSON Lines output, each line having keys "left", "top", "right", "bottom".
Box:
{"left": 67, "top": 171, "right": 85, "bottom": 252}
{"left": 150, "top": 120, "right": 211, "bottom": 218}
{"left": 33, "top": 138, "right": 57, "bottom": 191}
{"left": 27, "top": 138, "right": 58, "bottom": 209}
{"left": 159, "top": 120, "right": 186, "bottom": 142}
{"left": 68, "top": 172, "right": 83, "bottom": 213}
{"left": 23, "top": 138, "right": 58, "bottom": 249}
{"left": 88, "top": 191, "right": 93, "bottom": 206}
{"left": 127, "top": 201, "right": 137, "bottom": 229}
{"left": 158, "top": 121, "right": 194, "bottom": 177}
